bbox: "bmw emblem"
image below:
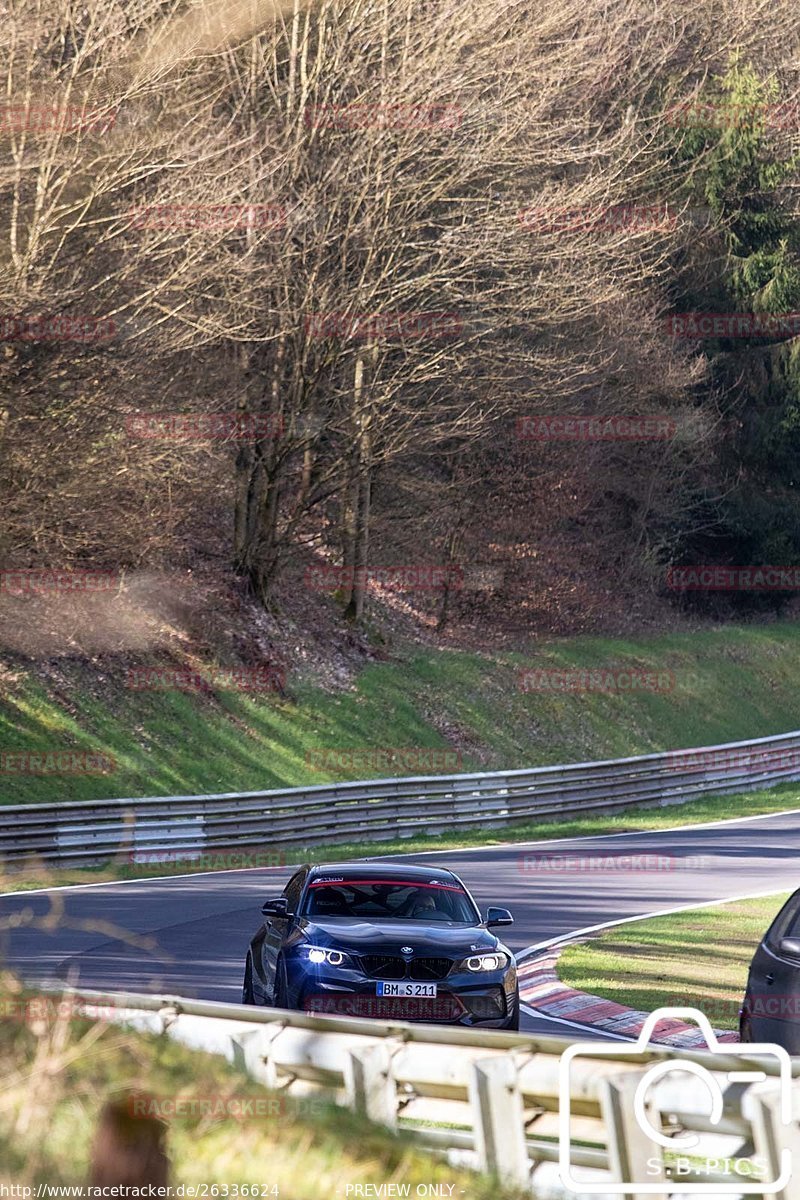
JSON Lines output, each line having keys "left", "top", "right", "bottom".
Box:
{"left": 400, "top": 946, "right": 414, "bottom": 956}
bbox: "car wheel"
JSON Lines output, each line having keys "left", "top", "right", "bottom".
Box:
{"left": 242, "top": 954, "right": 256, "bottom": 1005}
{"left": 739, "top": 1006, "right": 752, "bottom": 1043}
{"left": 503, "top": 989, "right": 520, "bottom": 1031}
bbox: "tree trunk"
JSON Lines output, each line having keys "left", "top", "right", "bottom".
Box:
{"left": 345, "top": 440, "right": 372, "bottom": 622}
{"left": 436, "top": 524, "right": 463, "bottom": 631}
{"left": 341, "top": 350, "right": 367, "bottom": 611}
{"left": 233, "top": 344, "right": 255, "bottom": 574}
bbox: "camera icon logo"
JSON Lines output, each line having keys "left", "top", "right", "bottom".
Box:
{"left": 558, "top": 1006, "right": 792, "bottom": 1194}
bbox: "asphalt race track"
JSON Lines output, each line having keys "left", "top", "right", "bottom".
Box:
{"left": 3, "top": 807, "right": 800, "bottom": 1040}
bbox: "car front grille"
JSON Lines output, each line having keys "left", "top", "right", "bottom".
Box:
{"left": 359, "top": 954, "right": 406, "bottom": 980}
{"left": 409, "top": 957, "right": 453, "bottom": 981}
{"left": 358, "top": 954, "right": 453, "bottom": 980}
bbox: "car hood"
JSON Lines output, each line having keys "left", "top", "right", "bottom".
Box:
{"left": 293, "top": 917, "right": 502, "bottom": 957}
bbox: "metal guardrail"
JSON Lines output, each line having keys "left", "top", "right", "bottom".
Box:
{"left": 4, "top": 730, "right": 800, "bottom": 866}
{"left": 65, "top": 987, "right": 800, "bottom": 1199}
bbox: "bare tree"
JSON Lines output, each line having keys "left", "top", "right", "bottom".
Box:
{"left": 3, "top": 0, "right": 800, "bottom": 617}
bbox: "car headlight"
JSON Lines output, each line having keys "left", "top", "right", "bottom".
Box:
{"left": 457, "top": 952, "right": 509, "bottom": 972}
{"left": 302, "top": 945, "right": 354, "bottom": 968}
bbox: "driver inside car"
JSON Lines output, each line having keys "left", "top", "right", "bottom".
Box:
{"left": 410, "top": 891, "right": 448, "bottom": 919}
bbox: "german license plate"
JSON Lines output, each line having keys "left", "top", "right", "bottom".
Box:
{"left": 376, "top": 982, "right": 437, "bottom": 998}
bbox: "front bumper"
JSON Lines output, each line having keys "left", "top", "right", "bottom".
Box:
{"left": 289, "top": 961, "right": 518, "bottom": 1026}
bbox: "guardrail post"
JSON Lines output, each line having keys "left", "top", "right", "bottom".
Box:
{"left": 468, "top": 1056, "right": 530, "bottom": 1188}
{"left": 747, "top": 1080, "right": 800, "bottom": 1200}
{"left": 231, "top": 1026, "right": 290, "bottom": 1089}
{"left": 345, "top": 1043, "right": 397, "bottom": 1129}
{"left": 600, "top": 1071, "right": 666, "bottom": 1200}
{"left": 230, "top": 1029, "right": 265, "bottom": 1079}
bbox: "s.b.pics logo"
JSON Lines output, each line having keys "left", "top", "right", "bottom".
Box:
{"left": 558, "top": 1008, "right": 792, "bottom": 1194}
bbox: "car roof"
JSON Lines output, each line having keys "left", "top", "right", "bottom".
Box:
{"left": 306, "top": 862, "right": 462, "bottom": 885}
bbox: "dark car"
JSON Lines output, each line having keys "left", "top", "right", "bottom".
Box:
{"left": 740, "top": 887, "right": 800, "bottom": 1050}
{"left": 242, "top": 862, "right": 520, "bottom": 1029}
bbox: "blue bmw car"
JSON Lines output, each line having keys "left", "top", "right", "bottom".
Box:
{"left": 242, "top": 862, "right": 520, "bottom": 1029}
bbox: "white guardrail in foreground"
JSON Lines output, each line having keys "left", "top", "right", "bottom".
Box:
{"left": 68, "top": 988, "right": 800, "bottom": 1200}
{"left": 5, "top": 729, "right": 800, "bottom": 866}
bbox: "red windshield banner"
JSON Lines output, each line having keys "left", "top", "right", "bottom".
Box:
{"left": 307, "top": 878, "right": 465, "bottom": 891}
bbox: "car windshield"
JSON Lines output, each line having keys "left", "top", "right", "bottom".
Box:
{"left": 302, "top": 878, "right": 478, "bottom": 923}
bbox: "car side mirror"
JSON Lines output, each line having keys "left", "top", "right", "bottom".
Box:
{"left": 486, "top": 906, "right": 514, "bottom": 927}
{"left": 262, "top": 897, "right": 291, "bottom": 918}
{"left": 779, "top": 936, "right": 800, "bottom": 959}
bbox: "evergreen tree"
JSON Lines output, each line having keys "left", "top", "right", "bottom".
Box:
{"left": 670, "top": 58, "right": 800, "bottom": 596}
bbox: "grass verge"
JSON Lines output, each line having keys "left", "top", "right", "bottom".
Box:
{"left": 4, "top": 620, "right": 800, "bottom": 804}
{"left": 557, "top": 892, "right": 790, "bottom": 1030}
{"left": 0, "top": 986, "right": 523, "bottom": 1196}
